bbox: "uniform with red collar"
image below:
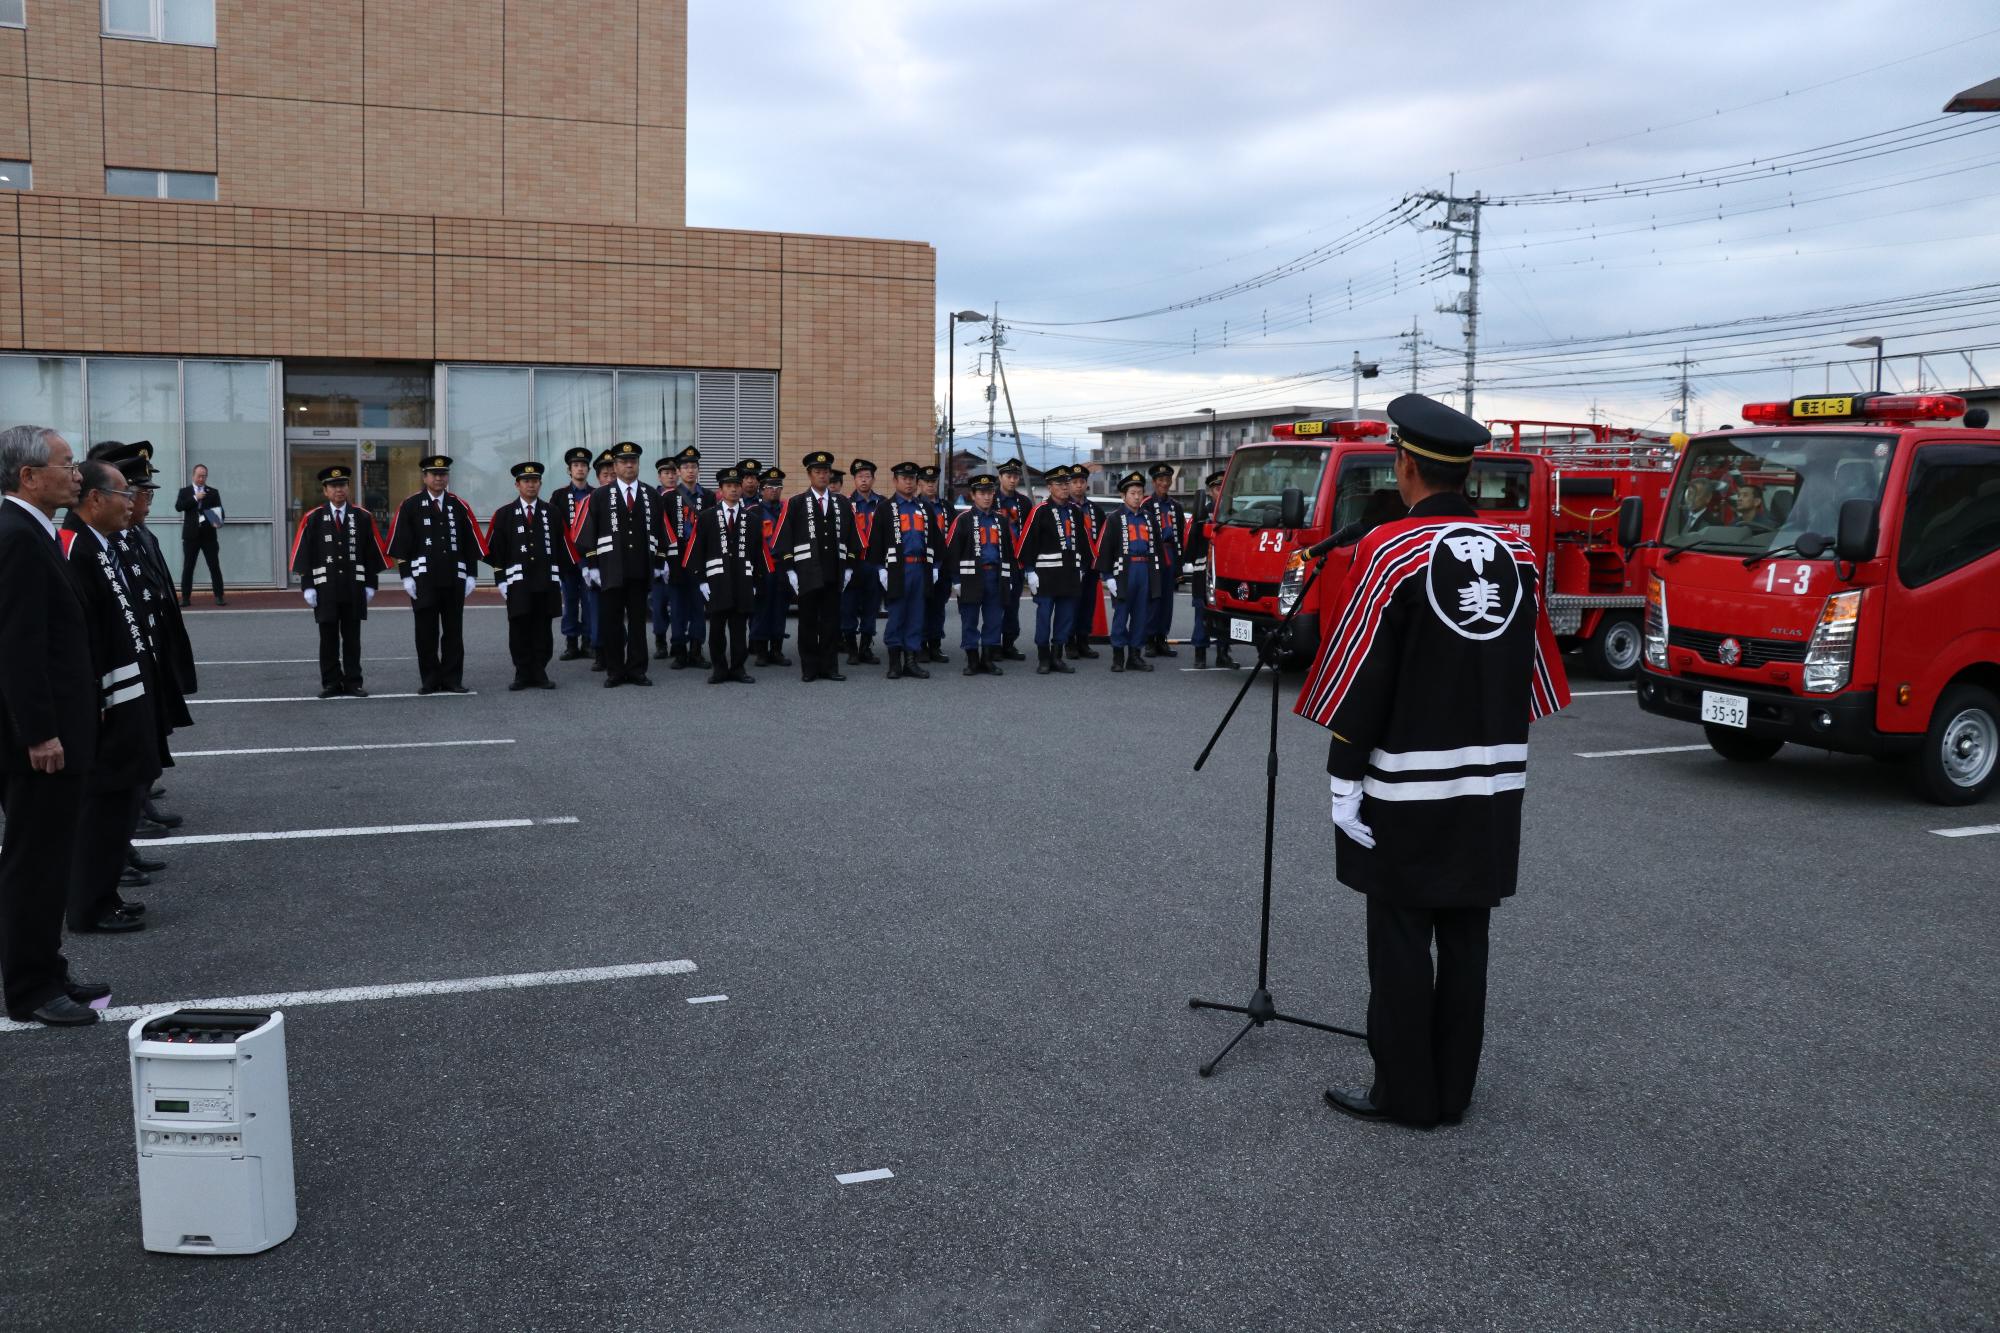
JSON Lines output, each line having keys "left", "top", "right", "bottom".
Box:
{"left": 385, "top": 456, "right": 488, "bottom": 694}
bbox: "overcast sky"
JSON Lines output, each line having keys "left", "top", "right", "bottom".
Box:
{"left": 688, "top": 1, "right": 2000, "bottom": 447}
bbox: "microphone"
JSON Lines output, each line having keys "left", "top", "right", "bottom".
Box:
{"left": 1302, "top": 522, "right": 1368, "bottom": 559}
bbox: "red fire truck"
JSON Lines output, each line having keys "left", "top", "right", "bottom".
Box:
{"left": 1487, "top": 420, "right": 1677, "bottom": 679}
{"left": 1623, "top": 391, "right": 2000, "bottom": 804}
{"left": 1202, "top": 418, "right": 1555, "bottom": 665}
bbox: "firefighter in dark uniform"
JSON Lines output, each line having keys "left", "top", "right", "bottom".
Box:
{"left": 1296, "top": 394, "right": 1571, "bottom": 1130}
{"left": 1066, "top": 472, "right": 1103, "bottom": 661}
{"left": 386, "top": 455, "right": 486, "bottom": 694}
{"left": 945, "top": 472, "right": 1017, "bottom": 676}
{"left": 60, "top": 458, "right": 162, "bottom": 933}
{"left": 993, "top": 457, "right": 1031, "bottom": 661}
{"left": 486, "top": 461, "right": 569, "bottom": 690}
{"left": 550, "top": 446, "right": 595, "bottom": 661}
{"left": 661, "top": 446, "right": 714, "bottom": 669}
{"left": 1018, "top": 464, "right": 1088, "bottom": 675}
{"left": 650, "top": 456, "right": 678, "bottom": 659}
{"left": 1186, "top": 469, "right": 1239, "bottom": 670}
{"left": 1141, "top": 462, "right": 1184, "bottom": 658}
{"left": 751, "top": 467, "right": 793, "bottom": 667}
{"left": 584, "top": 450, "right": 616, "bottom": 671}
{"left": 1095, "top": 471, "right": 1157, "bottom": 673}
{"left": 773, "top": 449, "right": 859, "bottom": 682}
{"left": 290, "top": 463, "right": 387, "bottom": 698}
{"left": 840, "top": 458, "right": 887, "bottom": 665}
{"left": 873, "top": 460, "right": 939, "bottom": 679}
{"left": 109, "top": 448, "right": 198, "bottom": 723}
{"left": 688, "top": 466, "right": 768, "bottom": 684}
{"left": 918, "top": 464, "right": 953, "bottom": 664}
{"left": 574, "top": 441, "right": 675, "bottom": 688}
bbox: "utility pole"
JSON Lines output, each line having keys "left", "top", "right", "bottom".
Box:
{"left": 1400, "top": 318, "right": 1421, "bottom": 393}
{"left": 984, "top": 301, "right": 999, "bottom": 469}
{"left": 1419, "top": 181, "right": 1484, "bottom": 416}
{"left": 1674, "top": 349, "right": 1694, "bottom": 433}
{"left": 993, "top": 306, "right": 1023, "bottom": 467}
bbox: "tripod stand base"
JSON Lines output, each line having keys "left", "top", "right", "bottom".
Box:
{"left": 1188, "top": 990, "right": 1366, "bottom": 1078}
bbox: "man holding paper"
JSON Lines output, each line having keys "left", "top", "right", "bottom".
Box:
{"left": 174, "top": 462, "right": 227, "bottom": 606}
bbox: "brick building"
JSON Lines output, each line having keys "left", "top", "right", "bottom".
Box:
{"left": 0, "top": 0, "right": 934, "bottom": 584}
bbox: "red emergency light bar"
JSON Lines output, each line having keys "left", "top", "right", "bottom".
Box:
{"left": 1739, "top": 392, "right": 1967, "bottom": 426}
{"left": 1271, "top": 419, "right": 1389, "bottom": 440}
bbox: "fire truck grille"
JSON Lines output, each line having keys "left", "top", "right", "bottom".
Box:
{"left": 1668, "top": 627, "right": 1810, "bottom": 668}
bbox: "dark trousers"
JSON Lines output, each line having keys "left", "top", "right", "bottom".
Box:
{"left": 559, "top": 570, "right": 588, "bottom": 640}
{"left": 1146, "top": 558, "right": 1178, "bottom": 640}
{"left": 1033, "top": 592, "right": 1077, "bottom": 647}
{"left": 958, "top": 567, "right": 1005, "bottom": 650}
{"left": 752, "top": 570, "right": 790, "bottom": 647}
{"left": 317, "top": 603, "right": 363, "bottom": 689}
{"left": 599, "top": 578, "right": 651, "bottom": 680}
{"left": 413, "top": 584, "right": 466, "bottom": 689}
{"left": 1000, "top": 572, "right": 1025, "bottom": 644}
{"left": 795, "top": 580, "right": 841, "bottom": 677}
{"left": 1365, "top": 897, "right": 1492, "bottom": 1127}
{"left": 925, "top": 575, "right": 950, "bottom": 645}
{"left": 1190, "top": 574, "right": 1212, "bottom": 646}
{"left": 0, "top": 767, "right": 82, "bottom": 1015}
{"left": 840, "top": 569, "right": 884, "bottom": 640}
{"left": 180, "top": 530, "right": 224, "bottom": 601}
{"left": 506, "top": 590, "right": 559, "bottom": 683}
{"left": 68, "top": 784, "right": 147, "bottom": 929}
{"left": 1109, "top": 566, "right": 1153, "bottom": 648}
{"left": 882, "top": 564, "right": 929, "bottom": 649}
{"left": 1073, "top": 575, "right": 1099, "bottom": 644}
{"left": 708, "top": 609, "right": 749, "bottom": 672}
{"left": 668, "top": 578, "right": 706, "bottom": 649}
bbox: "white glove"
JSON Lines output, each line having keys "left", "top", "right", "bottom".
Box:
{"left": 788, "top": 571, "right": 799, "bottom": 595}
{"left": 1105, "top": 579, "right": 1121, "bottom": 601}
{"left": 930, "top": 568, "right": 939, "bottom": 585}
{"left": 656, "top": 564, "right": 671, "bottom": 583}
{"left": 583, "top": 568, "right": 602, "bottom": 588}
{"left": 1330, "top": 776, "right": 1376, "bottom": 849}
{"left": 842, "top": 569, "right": 853, "bottom": 589}
{"left": 364, "top": 587, "right": 375, "bottom": 603}
{"left": 463, "top": 575, "right": 477, "bottom": 598}
{"left": 303, "top": 588, "right": 318, "bottom": 609}
{"left": 699, "top": 583, "right": 711, "bottom": 601}
{"left": 401, "top": 577, "right": 418, "bottom": 599}
{"left": 1026, "top": 572, "right": 1041, "bottom": 596}
{"left": 877, "top": 567, "right": 888, "bottom": 591}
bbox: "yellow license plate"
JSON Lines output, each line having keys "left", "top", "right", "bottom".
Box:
{"left": 1791, "top": 395, "right": 1854, "bottom": 418}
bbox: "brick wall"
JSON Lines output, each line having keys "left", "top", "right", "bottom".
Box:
{"left": 0, "top": 193, "right": 938, "bottom": 476}
{"left": 6, "top": 0, "right": 688, "bottom": 226}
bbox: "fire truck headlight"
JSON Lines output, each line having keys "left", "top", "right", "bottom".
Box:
{"left": 1802, "top": 590, "right": 1863, "bottom": 694}
{"left": 1277, "top": 561, "right": 1303, "bottom": 615}
{"left": 1643, "top": 575, "right": 1668, "bottom": 670}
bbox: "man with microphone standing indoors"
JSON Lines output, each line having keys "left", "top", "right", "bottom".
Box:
{"left": 1295, "top": 394, "right": 1569, "bottom": 1130}
{"left": 174, "top": 463, "right": 227, "bottom": 606}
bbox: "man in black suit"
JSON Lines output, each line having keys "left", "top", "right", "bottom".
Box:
{"left": 772, "top": 449, "right": 860, "bottom": 682}
{"left": 0, "top": 425, "right": 109, "bottom": 1027}
{"left": 174, "top": 463, "right": 227, "bottom": 607}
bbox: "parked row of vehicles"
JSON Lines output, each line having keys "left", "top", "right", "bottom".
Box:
{"left": 1198, "top": 393, "right": 2000, "bottom": 804}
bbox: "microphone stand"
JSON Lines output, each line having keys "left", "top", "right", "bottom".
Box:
{"left": 1188, "top": 550, "right": 1366, "bottom": 1077}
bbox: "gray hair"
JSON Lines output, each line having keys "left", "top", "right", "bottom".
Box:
{"left": 0, "top": 424, "right": 61, "bottom": 494}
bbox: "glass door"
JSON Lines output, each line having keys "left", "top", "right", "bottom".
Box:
{"left": 285, "top": 440, "right": 357, "bottom": 583}
{"left": 360, "top": 439, "right": 428, "bottom": 520}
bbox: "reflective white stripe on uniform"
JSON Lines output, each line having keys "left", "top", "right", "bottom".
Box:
{"left": 101, "top": 662, "right": 141, "bottom": 689}
{"left": 1363, "top": 771, "right": 1526, "bottom": 802}
{"left": 106, "top": 681, "right": 147, "bottom": 707}
{"left": 1368, "top": 743, "right": 1528, "bottom": 773}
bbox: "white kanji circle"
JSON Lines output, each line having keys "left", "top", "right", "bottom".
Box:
{"left": 1425, "top": 523, "right": 1523, "bottom": 641}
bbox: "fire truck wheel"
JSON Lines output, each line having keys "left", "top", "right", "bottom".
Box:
{"left": 1917, "top": 683, "right": 2000, "bottom": 806}
{"left": 1704, "top": 725, "right": 1784, "bottom": 763}
{"left": 1582, "top": 614, "right": 1643, "bottom": 680}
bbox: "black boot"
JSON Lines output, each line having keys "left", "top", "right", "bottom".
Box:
{"left": 692, "top": 646, "right": 712, "bottom": 668}
{"left": 591, "top": 648, "right": 606, "bottom": 672}
{"left": 1157, "top": 636, "right": 1179, "bottom": 657}
{"left": 560, "top": 636, "right": 584, "bottom": 661}
{"left": 1000, "top": 639, "right": 1026, "bottom": 662}
{"left": 654, "top": 634, "right": 670, "bottom": 660}
{"left": 962, "top": 650, "right": 980, "bottom": 677}
{"left": 1216, "top": 644, "right": 1240, "bottom": 669}
{"left": 707, "top": 658, "right": 728, "bottom": 684}
{"left": 886, "top": 648, "right": 904, "bottom": 680}
{"left": 1193, "top": 646, "right": 1209, "bottom": 669}
{"left": 857, "top": 635, "right": 881, "bottom": 666}
{"left": 772, "top": 645, "right": 793, "bottom": 667}
{"left": 903, "top": 651, "right": 930, "bottom": 679}
{"left": 1050, "top": 644, "right": 1075, "bottom": 674}
{"left": 930, "top": 640, "right": 952, "bottom": 664}
{"left": 670, "top": 645, "right": 690, "bottom": 670}
{"left": 985, "top": 648, "right": 1004, "bottom": 677}
{"left": 1111, "top": 647, "right": 1126, "bottom": 673}
{"left": 1128, "top": 646, "right": 1155, "bottom": 672}
{"left": 1035, "top": 646, "right": 1052, "bottom": 675}
{"left": 1073, "top": 637, "right": 1101, "bottom": 660}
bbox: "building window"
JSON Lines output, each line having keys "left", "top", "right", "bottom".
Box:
{"left": 0, "top": 1, "right": 23, "bottom": 28}
{"left": 103, "top": 0, "right": 213, "bottom": 45}
{"left": 107, "top": 168, "right": 218, "bottom": 201}
{"left": 0, "top": 161, "right": 28, "bottom": 191}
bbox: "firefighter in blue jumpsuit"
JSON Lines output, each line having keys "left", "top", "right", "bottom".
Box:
{"left": 995, "top": 457, "right": 1032, "bottom": 661}
{"left": 840, "top": 458, "right": 886, "bottom": 665}
{"left": 878, "top": 461, "right": 936, "bottom": 679}
{"left": 947, "top": 472, "right": 1013, "bottom": 675}
{"left": 751, "top": 467, "right": 792, "bottom": 666}
{"left": 1067, "top": 473, "right": 1103, "bottom": 661}
{"left": 1141, "top": 462, "right": 1184, "bottom": 658}
{"left": 919, "top": 464, "right": 953, "bottom": 663}
{"left": 1095, "top": 470, "right": 1156, "bottom": 673}
{"left": 551, "top": 447, "right": 595, "bottom": 661}
{"left": 662, "top": 445, "right": 712, "bottom": 669}
{"left": 1019, "top": 464, "right": 1086, "bottom": 675}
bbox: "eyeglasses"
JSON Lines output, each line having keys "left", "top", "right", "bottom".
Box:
{"left": 99, "top": 487, "right": 136, "bottom": 500}
{"left": 27, "top": 461, "right": 82, "bottom": 475}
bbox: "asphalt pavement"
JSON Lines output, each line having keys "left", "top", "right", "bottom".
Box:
{"left": 0, "top": 600, "right": 1992, "bottom": 1332}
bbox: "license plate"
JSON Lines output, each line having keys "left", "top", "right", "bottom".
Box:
{"left": 1230, "top": 618, "right": 1254, "bottom": 643}
{"left": 1700, "top": 690, "right": 1748, "bottom": 729}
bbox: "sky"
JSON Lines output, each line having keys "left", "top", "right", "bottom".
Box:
{"left": 686, "top": 1, "right": 2000, "bottom": 451}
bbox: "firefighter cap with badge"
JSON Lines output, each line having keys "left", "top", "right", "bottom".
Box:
{"left": 510, "top": 461, "right": 545, "bottom": 481}
{"left": 1386, "top": 393, "right": 1488, "bottom": 465}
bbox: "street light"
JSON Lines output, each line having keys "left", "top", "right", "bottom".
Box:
{"left": 1196, "top": 406, "right": 1216, "bottom": 480}
{"left": 944, "top": 309, "right": 988, "bottom": 499}
{"left": 1349, "top": 352, "right": 1380, "bottom": 416}
{"left": 1944, "top": 76, "right": 2000, "bottom": 112}
{"left": 1846, "top": 335, "right": 1885, "bottom": 393}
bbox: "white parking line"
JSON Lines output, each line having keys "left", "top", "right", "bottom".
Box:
{"left": 1576, "top": 744, "right": 1711, "bottom": 759}
{"left": 189, "top": 692, "right": 478, "bottom": 705}
{"left": 835, "top": 1168, "right": 895, "bottom": 1185}
{"left": 0, "top": 959, "right": 697, "bottom": 1035}
{"left": 195, "top": 657, "right": 416, "bottom": 666}
{"left": 141, "top": 816, "right": 579, "bottom": 847}
{"left": 174, "top": 739, "right": 516, "bottom": 759}
{"left": 1931, "top": 823, "right": 2000, "bottom": 839}
{"left": 686, "top": 995, "right": 729, "bottom": 1005}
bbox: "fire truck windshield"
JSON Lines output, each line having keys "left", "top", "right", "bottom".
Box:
{"left": 1662, "top": 432, "right": 1895, "bottom": 557}
{"left": 1217, "top": 446, "right": 1328, "bottom": 526}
